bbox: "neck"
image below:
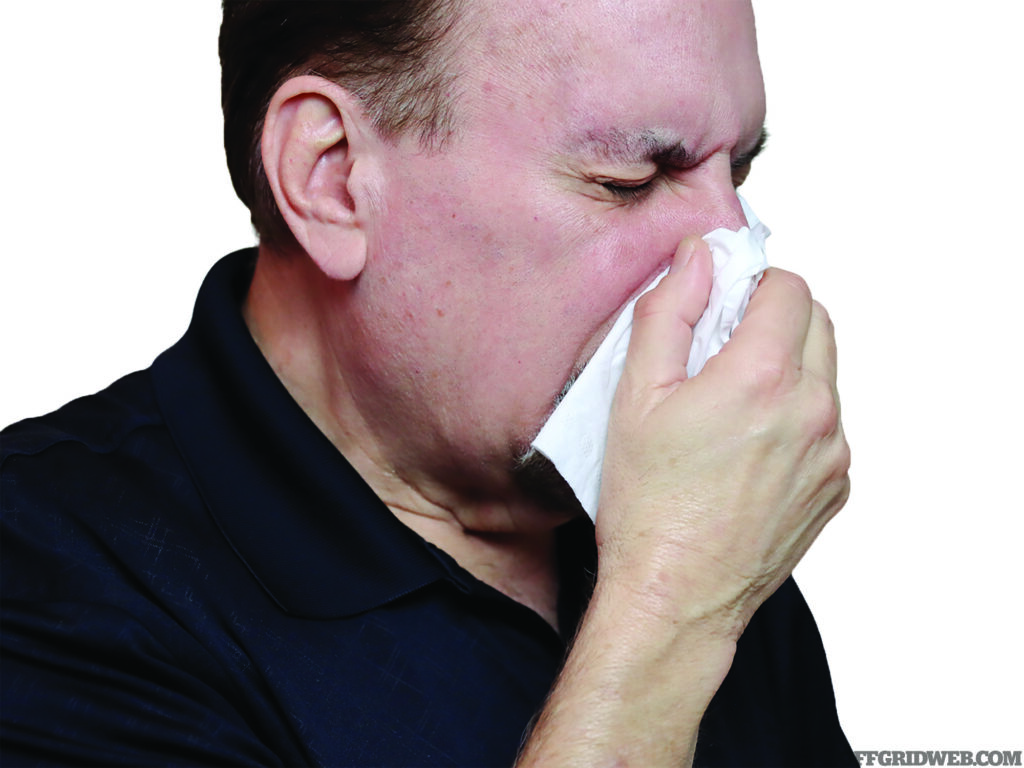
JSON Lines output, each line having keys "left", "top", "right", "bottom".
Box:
{"left": 243, "top": 246, "right": 568, "bottom": 629}
{"left": 393, "top": 508, "right": 563, "bottom": 630}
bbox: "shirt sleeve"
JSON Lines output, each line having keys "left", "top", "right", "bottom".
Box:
{"left": 1, "top": 442, "right": 291, "bottom": 767}
{"left": 1, "top": 599, "right": 286, "bottom": 767}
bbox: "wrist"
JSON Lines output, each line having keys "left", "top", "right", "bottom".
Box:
{"left": 517, "top": 574, "right": 738, "bottom": 767}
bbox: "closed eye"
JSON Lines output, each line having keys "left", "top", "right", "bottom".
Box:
{"left": 731, "top": 128, "right": 768, "bottom": 188}
{"left": 597, "top": 176, "right": 658, "bottom": 202}
{"left": 730, "top": 161, "right": 753, "bottom": 188}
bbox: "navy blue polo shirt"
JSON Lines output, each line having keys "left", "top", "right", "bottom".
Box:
{"left": 1, "top": 249, "right": 855, "bottom": 766}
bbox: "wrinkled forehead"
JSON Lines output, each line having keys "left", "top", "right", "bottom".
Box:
{"left": 456, "top": 0, "right": 764, "bottom": 151}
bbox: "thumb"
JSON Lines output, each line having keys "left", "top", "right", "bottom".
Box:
{"left": 623, "top": 237, "right": 713, "bottom": 394}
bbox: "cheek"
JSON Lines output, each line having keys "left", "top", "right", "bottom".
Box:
{"left": 559, "top": 208, "right": 683, "bottom": 312}
{"left": 369, "top": 157, "right": 687, "bottom": 369}
{"left": 545, "top": 201, "right": 719, "bottom": 369}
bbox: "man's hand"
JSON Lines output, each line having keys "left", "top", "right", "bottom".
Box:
{"left": 600, "top": 234, "right": 850, "bottom": 635}
{"left": 518, "top": 236, "right": 850, "bottom": 767}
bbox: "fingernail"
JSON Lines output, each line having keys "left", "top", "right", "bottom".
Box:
{"left": 671, "top": 237, "right": 698, "bottom": 272}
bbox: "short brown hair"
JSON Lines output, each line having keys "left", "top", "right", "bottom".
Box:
{"left": 220, "top": 0, "right": 463, "bottom": 246}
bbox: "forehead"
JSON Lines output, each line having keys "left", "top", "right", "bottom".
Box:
{"left": 455, "top": 0, "right": 765, "bottom": 158}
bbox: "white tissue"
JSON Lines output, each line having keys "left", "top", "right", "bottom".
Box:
{"left": 529, "top": 197, "right": 770, "bottom": 520}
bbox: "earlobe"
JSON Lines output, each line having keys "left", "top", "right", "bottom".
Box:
{"left": 261, "top": 75, "right": 370, "bottom": 280}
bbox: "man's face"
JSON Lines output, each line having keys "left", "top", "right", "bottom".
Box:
{"left": 347, "top": 0, "right": 766, "bottom": 501}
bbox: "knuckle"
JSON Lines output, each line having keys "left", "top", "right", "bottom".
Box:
{"left": 811, "top": 299, "right": 834, "bottom": 333}
{"left": 746, "top": 359, "right": 790, "bottom": 396}
{"left": 824, "top": 474, "right": 852, "bottom": 524}
{"left": 827, "top": 426, "right": 852, "bottom": 478}
{"left": 837, "top": 439, "right": 852, "bottom": 476}
{"left": 778, "top": 269, "right": 812, "bottom": 301}
{"left": 801, "top": 377, "right": 840, "bottom": 439}
{"left": 631, "top": 290, "right": 661, "bottom": 322}
{"left": 834, "top": 473, "right": 852, "bottom": 512}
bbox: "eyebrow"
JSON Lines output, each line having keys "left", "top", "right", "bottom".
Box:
{"left": 574, "top": 125, "right": 768, "bottom": 168}
{"left": 574, "top": 128, "right": 692, "bottom": 166}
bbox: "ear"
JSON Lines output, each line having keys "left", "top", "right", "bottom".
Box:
{"left": 261, "top": 75, "right": 374, "bottom": 281}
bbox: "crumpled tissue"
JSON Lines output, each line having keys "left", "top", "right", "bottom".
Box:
{"left": 529, "top": 196, "right": 770, "bottom": 520}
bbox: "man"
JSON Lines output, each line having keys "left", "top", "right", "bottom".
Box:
{"left": 1, "top": 0, "right": 853, "bottom": 765}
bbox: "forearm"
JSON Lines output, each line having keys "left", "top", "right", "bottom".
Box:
{"left": 516, "top": 575, "right": 737, "bottom": 768}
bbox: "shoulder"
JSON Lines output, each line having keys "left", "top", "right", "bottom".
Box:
{"left": 1, "top": 370, "right": 201, "bottom": 603}
{"left": 0, "top": 373, "right": 292, "bottom": 764}
{"left": 2, "top": 369, "right": 183, "bottom": 551}
{"left": 2, "top": 369, "right": 162, "bottom": 465}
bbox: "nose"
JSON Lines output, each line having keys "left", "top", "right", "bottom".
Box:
{"left": 661, "top": 149, "right": 750, "bottom": 235}
{"left": 686, "top": 153, "right": 749, "bottom": 232}
{"left": 696, "top": 187, "right": 747, "bottom": 233}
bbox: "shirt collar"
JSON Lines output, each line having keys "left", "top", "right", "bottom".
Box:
{"left": 151, "top": 249, "right": 457, "bottom": 619}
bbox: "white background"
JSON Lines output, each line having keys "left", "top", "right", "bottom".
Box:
{"left": 2, "top": 1, "right": 1021, "bottom": 754}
